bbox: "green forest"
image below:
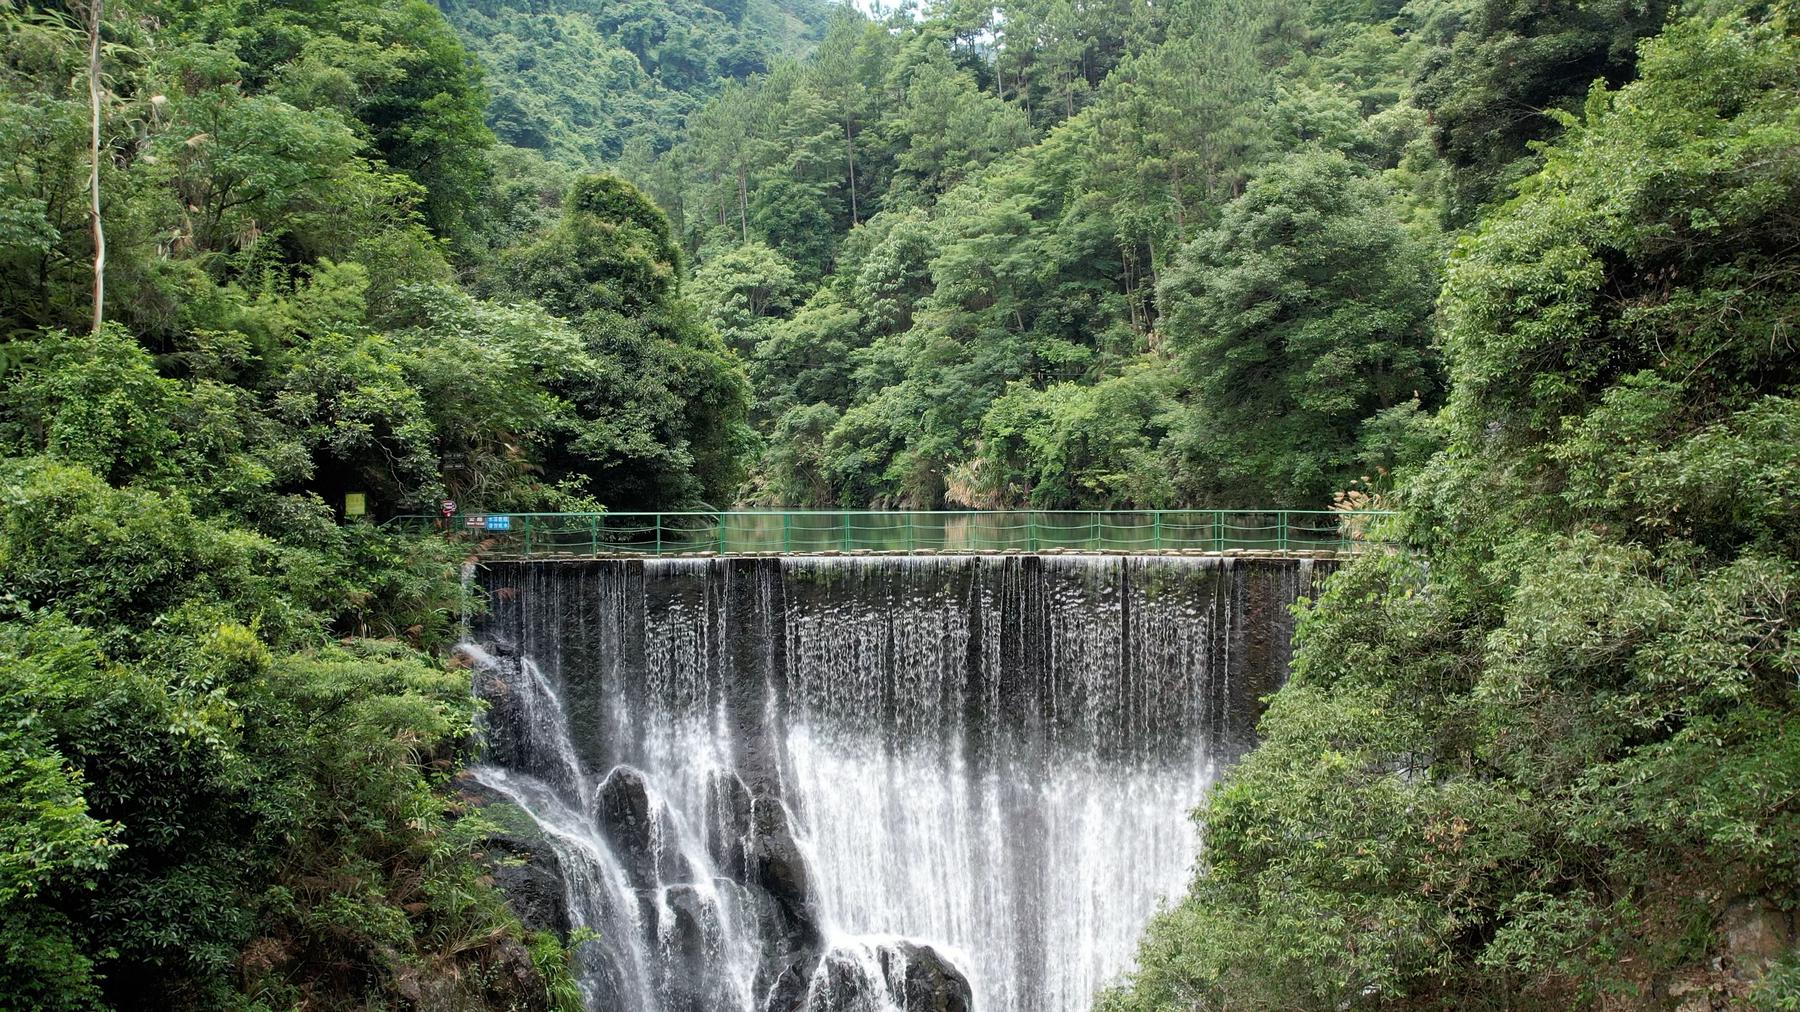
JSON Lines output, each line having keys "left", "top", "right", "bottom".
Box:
{"left": 1, "top": 0, "right": 1796, "bottom": 1006}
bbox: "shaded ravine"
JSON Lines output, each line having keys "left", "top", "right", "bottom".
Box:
{"left": 460, "top": 555, "right": 1328, "bottom": 1012}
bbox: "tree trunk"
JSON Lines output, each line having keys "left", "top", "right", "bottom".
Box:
{"left": 1168, "top": 160, "right": 1187, "bottom": 231}
{"left": 737, "top": 164, "right": 749, "bottom": 243}
{"left": 85, "top": 0, "right": 105, "bottom": 333}
{"left": 844, "top": 115, "right": 859, "bottom": 226}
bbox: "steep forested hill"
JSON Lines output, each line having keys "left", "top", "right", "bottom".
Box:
{"left": 0, "top": 0, "right": 746, "bottom": 1006}
{"left": 626, "top": 0, "right": 1674, "bottom": 512}
{"left": 642, "top": 3, "right": 1800, "bottom": 1002}
{"left": 1105, "top": 6, "right": 1800, "bottom": 1007}
{"left": 3, "top": 0, "right": 1795, "bottom": 1008}
{"left": 434, "top": 0, "right": 834, "bottom": 164}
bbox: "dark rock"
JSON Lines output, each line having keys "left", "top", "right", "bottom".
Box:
{"left": 878, "top": 941, "right": 972, "bottom": 1012}
{"left": 457, "top": 637, "right": 518, "bottom": 661}
{"left": 711, "top": 786, "right": 827, "bottom": 1006}
{"left": 468, "top": 655, "right": 531, "bottom": 769}
{"left": 707, "top": 768, "right": 754, "bottom": 876}
{"left": 486, "top": 836, "right": 571, "bottom": 936}
{"left": 595, "top": 765, "right": 693, "bottom": 889}
{"left": 455, "top": 772, "right": 508, "bottom": 810}
{"left": 458, "top": 778, "right": 572, "bottom": 936}
{"left": 798, "top": 949, "right": 874, "bottom": 1012}
{"left": 652, "top": 885, "right": 744, "bottom": 1012}
{"left": 793, "top": 941, "right": 972, "bottom": 1012}
{"left": 759, "top": 956, "right": 818, "bottom": 1012}
{"left": 745, "top": 794, "right": 824, "bottom": 953}
{"left": 662, "top": 884, "right": 714, "bottom": 968}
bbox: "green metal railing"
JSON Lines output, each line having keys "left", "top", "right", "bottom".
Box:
{"left": 385, "top": 509, "right": 1393, "bottom": 559}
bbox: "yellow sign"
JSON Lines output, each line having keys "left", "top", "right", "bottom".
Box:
{"left": 344, "top": 493, "right": 366, "bottom": 517}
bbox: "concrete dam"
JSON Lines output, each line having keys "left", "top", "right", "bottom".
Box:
{"left": 459, "top": 554, "right": 1330, "bottom": 1012}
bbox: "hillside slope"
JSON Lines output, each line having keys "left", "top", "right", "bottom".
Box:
{"left": 435, "top": 0, "right": 835, "bottom": 164}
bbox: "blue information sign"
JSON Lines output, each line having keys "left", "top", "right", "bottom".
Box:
{"left": 485, "top": 515, "right": 512, "bottom": 531}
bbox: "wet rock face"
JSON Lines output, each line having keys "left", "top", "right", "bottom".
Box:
{"left": 654, "top": 884, "right": 742, "bottom": 1012}
{"left": 660, "top": 884, "right": 714, "bottom": 968}
{"left": 595, "top": 765, "right": 692, "bottom": 889}
{"left": 485, "top": 835, "right": 572, "bottom": 936}
{"left": 594, "top": 761, "right": 833, "bottom": 1012}
{"left": 759, "top": 957, "right": 817, "bottom": 1012}
{"left": 746, "top": 795, "right": 823, "bottom": 951}
{"left": 469, "top": 655, "right": 530, "bottom": 768}
{"left": 458, "top": 777, "right": 571, "bottom": 936}
{"left": 706, "top": 768, "right": 754, "bottom": 875}
{"left": 707, "top": 767, "right": 826, "bottom": 982}
{"left": 878, "top": 942, "right": 972, "bottom": 1012}
{"left": 792, "top": 941, "right": 973, "bottom": 1012}
{"left": 799, "top": 951, "right": 873, "bottom": 1012}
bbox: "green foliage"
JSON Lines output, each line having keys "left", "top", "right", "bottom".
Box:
{"left": 0, "top": 450, "right": 561, "bottom": 1007}
{"left": 0, "top": 0, "right": 749, "bottom": 1006}
{"left": 437, "top": 0, "right": 832, "bottom": 166}
{"left": 1105, "top": 5, "right": 1800, "bottom": 1007}
{"left": 4, "top": 0, "right": 1791, "bottom": 1005}
{"left": 963, "top": 365, "right": 1180, "bottom": 508}
{"left": 0, "top": 0, "right": 750, "bottom": 513}
{"left": 0, "top": 618, "right": 118, "bottom": 1011}
{"left": 1158, "top": 148, "right": 1440, "bottom": 505}
{"left": 689, "top": 239, "right": 806, "bottom": 391}
{"left": 647, "top": 0, "right": 1446, "bottom": 508}
{"left": 157, "top": 0, "right": 496, "bottom": 244}
{"left": 501, "top": 174, "right": 751, "bottom": 506}
{"left": 1409, "top": 0, "right": 1675, "bottom": 224}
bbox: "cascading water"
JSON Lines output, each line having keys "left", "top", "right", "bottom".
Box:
{"left": 460, "top": 554, "right": 1326, "bottom": 1012}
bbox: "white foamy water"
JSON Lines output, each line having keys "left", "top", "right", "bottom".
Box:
{"left": 464, "top": 554, "right": 1320, "bottom": 1012}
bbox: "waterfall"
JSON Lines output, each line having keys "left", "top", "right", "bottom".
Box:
{"left": 461, "top": 554, "right": 1325, "bottom": 1012}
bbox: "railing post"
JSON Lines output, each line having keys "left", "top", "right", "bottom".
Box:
{"left": 782, "top": 512, "right": 791, "bottom": 554}
{"left": 905, "top": 512, "right": 914, "bottom": 553}
{"left": 840, "top": 512, "right": 849, "bottom": 552}
{"left": 590, "top": 515, "right": 598, "bottom": 556}
{"left": 1092, "top": 511, "right": 1100, "bottom": 552}
{"left": 1278, "top": 511, "right": 1289, "bottom": 554}
{"left": 716, "top": 512, "right": 727, "bottom": 555}
{"left": 523, "top": 515, "right": 533, "bottom": 558}
{"left": 1153, "top": 509, "right": 1162, "bottom": 551}
{"left": 1029, "top": 512, "right": 1038, "bottom": 552}
{"left": 655, "top": 514, "right": 662, "bottom": 555}
{"left": 1214, "top": 510, "right": 1224, "bottom": 552}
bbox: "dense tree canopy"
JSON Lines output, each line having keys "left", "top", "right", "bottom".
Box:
{"left": 641, "top": 0, "right": 1451, "bottom": 509}
{"left": 434, "top": 0, "right": 833, "bottom": 165}
{"left": 4, "top": 0, "right": 1796, "bottom": 1005}
{"left": 0, "top": 0, "right": 745, "bottom": 1005}
{"left": 498, "top": 174, "right": 751, "bottom": 506}
{"left": 1158, "top": 149, "right": 1439, "bottom": 506}
{"left": 1102, "top": 4, "right": 1800, "bottom": 1007}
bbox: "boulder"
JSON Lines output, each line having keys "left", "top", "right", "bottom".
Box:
{"left": 1719, "top": 897, "right": 1794, "bottom": 979}
{"left": 878, "top": 941, "right": 972, "bottom": 1012}
{"left": 654, "top": 884, "right": 742, "bottom": 1012}
{"left": 759, "top": 956, "right": 819, "bottom": 1012}
{"left": 486, "top": 835, "right": 571, "bottom": 936}
{"left": 458, "top": 778, "right": 572, "bottom": 936}
{"left": 745, "top": 794, "right": 824, "bottom": 953}
{"left": 803, "top": 951, "right": 874, "bottom": 1012}
{"left": 792, "top": 940, "right": 971, "bottom": 1012}
{"left": 595, "top": 765, "right": 693, "bottom": 889}
{"left": 706, "top": 768, "right": 755, "bottom": 876}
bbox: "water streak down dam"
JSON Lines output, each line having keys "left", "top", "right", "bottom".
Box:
{"left": 462, "top": 554, "right": 1329, "bottom": 1012}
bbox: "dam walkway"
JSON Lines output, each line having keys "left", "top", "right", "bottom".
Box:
{"left": 385, "top": 508, "right": 1393, "bottom": 560}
